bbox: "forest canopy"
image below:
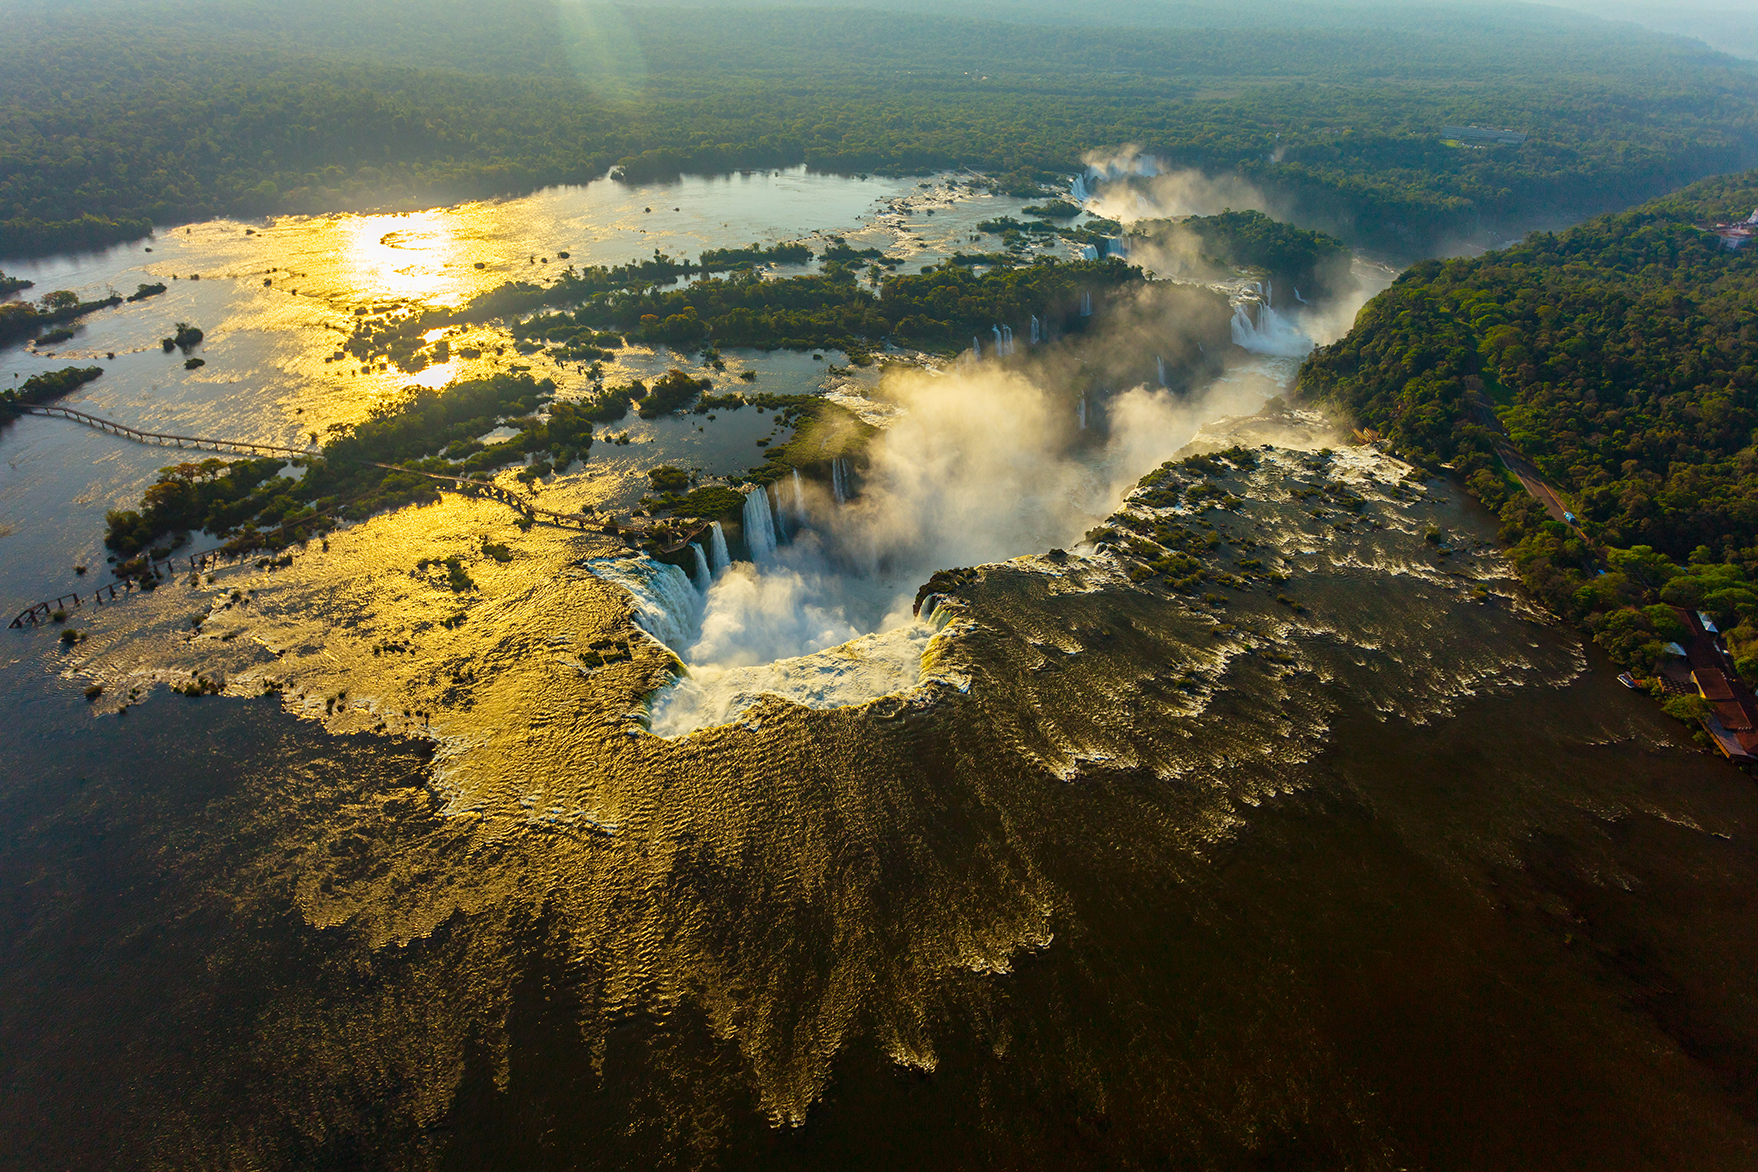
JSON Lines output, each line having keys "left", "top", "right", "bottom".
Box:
{"left": 4, "top": 0, "right": 1758, "bottom": 256}
{"left": 1298, "top": 170, "right": 1758, "bottom": 681}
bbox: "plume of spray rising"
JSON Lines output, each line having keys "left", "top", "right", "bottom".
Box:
{"left": 1080, "top": 147, "right": 1270, "bottom": 227}
{"left": 643, "top": 270, "right": 1384, "bottom": 734}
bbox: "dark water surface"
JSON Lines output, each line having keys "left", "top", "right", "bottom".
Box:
{"left": 3, "top": 437, "right": 1755, "bottom": 1170}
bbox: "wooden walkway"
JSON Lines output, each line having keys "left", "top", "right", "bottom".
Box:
{"left": 22, "top": 405, "right": 315, "bottom": 459}
{"left": 10, "top": 408, "right": 715, "bottom": 628}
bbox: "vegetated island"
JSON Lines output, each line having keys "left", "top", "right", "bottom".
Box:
{"left": 1129, "top": 210, "right": 1355, "bottom": 302}
{"left": 341, "top": 253, "right": 1230, "bottom": 392}
{"left": 1299, "top": 169, "right": 1758, "bottom": 756}
{"left": 97, "top": 250, "right": 1234, "bottom": 585}
{"left": 1, "top": 290, "right": 125, "bottom": 350}
{"left": 0, "top": 366, "right": 104, "bottom": 424}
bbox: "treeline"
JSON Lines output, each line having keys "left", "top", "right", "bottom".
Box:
{"left": 1135, "top": 209, "right": 1353, "bottom": 300}
{"left": 346, "top": 256, "right": 1181, "bottom": 374}
{"left": 1298, "top": 170, "right": 1758, "bottom": 682}
{"left": 104, "top": 372, "right": 569, "bottom": 562}
{"left": 0, "top": 365, "right": 103, "bottom": 423}
{"left": 0, "top": 291, "right": 123, "bottom": 348}
{"left": 5, "top": 1, "right": 1758, "bottom": 255}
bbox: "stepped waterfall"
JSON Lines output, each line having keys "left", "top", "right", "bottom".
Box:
{"left": 689, "top": 543, "right": 711, "bottom": 593}
{"left": 708, "top": 522, "right": 731, "bottom": 575}
{"left": 743, "top": 485, "right": 778, "bottom": 561}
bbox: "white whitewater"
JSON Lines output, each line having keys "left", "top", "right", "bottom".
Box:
{"left": 649, "top": 623, "right": 938, "bottom": 737}
{"left": 831, "top": 458, "right": 849, "bottom": 505}
{"left": 743, "top": 485, "right": 778, "bottom": 561}
{"left": 586, "top": 557, "right": 702, "bottom": 647}
{"left": 689, "top": 542, "right": 712, "bottom": 594}
{"left": 1081, "top": 291, "right": 1093, "bottom": 316}
{"left": 792, "top": 468, "right": 806, "bottom": 524}
{"left": 1230, "top": 299, "right": 1315, "bottom": 358}
{"left": 708, "top": 521, "right": 731, "bottom": 575}
{"left": 1030, "top": 314, "right": 1041, "bottom": 344}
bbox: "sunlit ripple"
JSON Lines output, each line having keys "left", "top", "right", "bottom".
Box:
{"left": 343, "top": 210, "right": 466, "bottom": 307}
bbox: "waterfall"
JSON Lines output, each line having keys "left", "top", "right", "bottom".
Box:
{"left": 708, "top": 521, "right": 731, "bottom": 575}
{"left": 586, "top": 556, "right": 701, "bottom": 649}
{"left": 1071, "top": 174, "right": 1089, "bottom": 204}
{"left": 1081, "top": 291, "right": 1093, "bottom": 316}
{"left": 972, "top": 335, "right": 981, "bottom": 358}
{"left": 1107, "top": 237, "right": 1129, "bottom": 257}
{"left": 1080, "top": 244, "right": 1099, "bottom": 261}
{"left": 1230, "top": 299, "right": 1314, "bottom": 358}
{"left": 743, "top": 484, "right": 777, "bottom": 561}
{"left": 1157, "top": 355, "right": 1167, "bottom": 387}
{"left": 831, "top": 458, "right": 850, "bottom": 505}
{"left": 1294, "top": 286, "right": 1309, "bottom": 304}
{"left": 1077, "top": 396, "right": 1087, "bottom": 430}
{"left": 689, "top": 543, "right": 711, "bottom": 594}
{"left": 992, "top": 324, "right": 1003, "bottom": 355}
{"left": 1030, "top": 314, "right": 1041, "bottom": 344}
{"left": 1264, "top": 278, "right": 1273, "bottom": 308}
{"left": 791, "top": 468, "right": 806, "bottom": 524}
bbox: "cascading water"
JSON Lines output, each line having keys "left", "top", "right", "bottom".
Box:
{"left": 743, "top": 485, "right": 778, "bottom": 561}
{"left": 1081, "top": 291, "right": 1093, "bottom": 316}
{"left": 792, "top": 468, "right": 806, "bottom": 524}
{"left": 708, "top": 521, "right": 731, "bottom": 575}
{"left": 992, "top": 325, "right": 1003, "bottom": 355}
{"left": 689, "top": 543, "right": 712, "bottom": 594}
{"left": 1230, "top": 298, "right": 1315, "bottom": 358}
{"left": 586, "top": 557, "right": 702, "bottom": 647}
{"left": 831, "top": 458, "right": 849, "bottom": 506}
{"left": 972, "top": 335, "right": 981, "bottom": 359}
{"left": 1077, "top": 396, "right": 1087, "bottom": 430}
{"left": 1031, "top": 315, "right": 1041, "bottom": 344}
{"left": 1294, "top": 287, "right": 1308, "bottom": 304}
{"left": 1157, "top": 355, "right": 1168, "bottom": 387}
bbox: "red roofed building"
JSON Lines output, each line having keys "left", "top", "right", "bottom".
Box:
{"left": 1676, "top": 607, "right": 1758, "bottom": 760}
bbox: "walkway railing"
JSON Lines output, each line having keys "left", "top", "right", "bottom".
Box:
{"left": 11, "top": 407, "right": 712, "bottom": 627}
{"left": 23, "top": 405, "right": 315, "bottom": 458}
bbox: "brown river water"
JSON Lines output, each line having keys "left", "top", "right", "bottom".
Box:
{"left": 1, "top": 170, "right": 1754, "bottom": 1170}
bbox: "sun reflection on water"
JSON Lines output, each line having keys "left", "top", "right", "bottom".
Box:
{"left": 343, "top": 210, "right": 468, "bottom": 308}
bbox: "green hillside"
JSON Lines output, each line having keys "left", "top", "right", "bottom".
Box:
{"left": 1299, "top": 170, "right": 1758, "bottom": 681}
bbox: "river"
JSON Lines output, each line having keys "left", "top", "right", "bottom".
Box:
{"left": 2, "top": 170, "right": 1755, "bottom": 1171}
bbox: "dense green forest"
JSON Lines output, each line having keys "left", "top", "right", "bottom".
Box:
{"left": 343, "top": 254, "right": 1227, "bottom": 375}
{"left": 4, "top": 0, "right": 1758, "bottom": 256}
{"left": 0, "top": 364, "right": 102, "bottom": 422}
{"left": 103, "top": 372, "right": 562, "bottom": 564}
{"left": 1130, "top": 209, "right": 1353, "bottom": 298}
{"left": 1299, "top": 170, "right": 1758, "bottom": 683}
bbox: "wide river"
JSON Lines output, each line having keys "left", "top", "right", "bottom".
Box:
{"left": 2, "top": 169, "right": 1755, "bottom": 1171}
